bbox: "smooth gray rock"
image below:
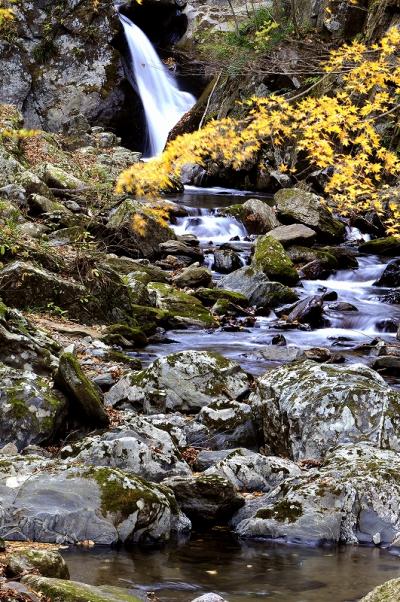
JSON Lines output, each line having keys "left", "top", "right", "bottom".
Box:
{"left": 218, "top": 267, "right": 298, "bottom": 308}
{"left": 268, "top": 223, "right": 317, "bottom": 247}
{"left": 240, "top": 198, "right": 281, "bottom": 234}
{"left": 196, "top": 399, "right": 258, "bottom": 450}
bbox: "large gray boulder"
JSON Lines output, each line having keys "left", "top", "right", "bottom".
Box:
{"left": 251, "top": 361, "right": 400, "bottom": 460}
{"left": 0, "top": 456, "right": 190, "bottom": 545}
{"left": 105, "top": 350, "right": 251, "bottom": 414}
{"left": 274, "top": 189, "right": 345, "bottom": 242}
{"left": 218, "top": 266, "right": 298, "bottom": 308}
{"left": 196, "top": 399, "right": 259, "bottom": 450}
{"left": 252, "top": 235, "right": 299, "bottom": 285}
{"left": 61, "top": 415, "right": 191, "bottom": 482}
{"left": 0, "top": 0, "right": 126, "bottom": 133}
{"left": 239, "top": 198, "right": 281, "bottom": 234}
{"left": 268, "top": 223, "right": 317, "bottom": 247}
{"left": 232, "top": 443, "right": 400, "bottom": 547}
{"left": 0, "top": 363, "right": 67, "bottom": 450}
{"left": 205, "top": 449, "right": 302, "bottom": 492}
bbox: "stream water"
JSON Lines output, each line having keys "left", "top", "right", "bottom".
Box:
{"left": 62, "top": 185, "right": 400, "bottom": 600}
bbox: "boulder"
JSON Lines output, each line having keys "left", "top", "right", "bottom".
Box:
{"left": 359, "top": 237, "right": 400, "bottom": 256}
{"left": 56, "top": 353, "right": 109, "bottom": 428}
{"left": 172, "top": 264, "right": 212, "bottom": 288}
{"left": 239, "top": 198, "right": 281, "bottom": 234}
{"left": 148, "top": 282, "right": 215, "bottom": 328}
{"left": 212, "top": 249, "right": 242, "bottom": 273}
{"left": 159, "top": 239, "right": 203, "bottom": 261}
{"left": 373, "top": 259, "right": 400, "bottom": 287}
{"left": 194, "top": 288, "right": 248, "bottom": 307}
{"left": 106, "top": 200, "right": 176, "bottom": 259}
{"left": 163, "top": 474, "right": 244, "bottom": 525}
{"left": 191, "top": 595, "right": 228, "bottom": 602}
{"left": 0, "top": 261, "right": 86, "bottom": 315}
{"left": 39, "top": 164, "right": 85, "bottom": 190}
{"left": 22, "top": 576, "right": 141, "bottom": 602}
{"left": 0, "top": 457, "right": 189, "bottom": 544}
{"left": 196, "top": 400, "right": 259, "bottom": 450}
{"left": 7, "top": 549, "right": 69, "bottom": 579}
{"left": 251, "top": 361, "right": 400, "bottom": 460}
{"left": 252, "top": 235, "right": 299, "bottom": 285}
{"left": 268, "top": 224, "right": 317, "bottom": 247}
{"left": 232, "top": 443, "right": 400, "bottom": 547}
{"left": 360, "top": 578, "right": 400, "bottom": 602}
{"left": 0, "top": 363, "right": 67, "bottom": 450}
{"left": 105, "top": 350, "right": 251, "bottom": 414}
{"left": 218, "top": 267, "right": 298, "bottom": 308}
{"left": 205, "top": 449, "right": 302, "bottom": 492}
{"left": 61, "top": 416, "right": 191, "bottom": 482}
{"left": 285, "top": 295, "right": 325, "bottom": 327}
{"left": 274, "top": 189, "right": 345, "bottom": 242}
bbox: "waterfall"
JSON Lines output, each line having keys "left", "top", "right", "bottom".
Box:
{"left": 120, "top": 13, "right": 196, "bottom": 157}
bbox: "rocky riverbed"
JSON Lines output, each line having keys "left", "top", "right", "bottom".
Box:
{"left": 0, "top": 105, "right": 400, "bottom": 601}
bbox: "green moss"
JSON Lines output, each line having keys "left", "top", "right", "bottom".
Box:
{"left": 22, "top": 575, "right": 142, "bottom": 602}
{"left": 148, "top": 283, "right": 216, "bottom": 328}
{"left": 252, "top": 235, "right": 299, "bottom": 285}
{"left": 256, "top": 500, "right": 303, "bottom": 523}
{"left": 194, "top": 288, "right": 248, "bottom": 307}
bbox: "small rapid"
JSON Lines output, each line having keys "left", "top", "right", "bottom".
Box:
{"left": 120, "top": 14, "right": 195, "bottom": 156}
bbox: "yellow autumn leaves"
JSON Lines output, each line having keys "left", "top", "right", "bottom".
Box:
{"left": 117, "top": 27, "right": 400, "bottom": 235}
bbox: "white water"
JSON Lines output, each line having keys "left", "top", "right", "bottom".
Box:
{"left": 120, "top": 14, "right": 196, "bottom": 156}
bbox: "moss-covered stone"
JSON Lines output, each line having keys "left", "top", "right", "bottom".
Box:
{"left": 359, "top": 236, "right": 400, "bottom": 256}
{"left": 148, "top": 282, "right": 216, "bottom": 328}
{"left": 360, "top": 577, "right": 400, "bottom": 601}
{"left": 194, "top": 287, "right": 249, "bottom": 307}
{"left": 103, "top": 324, "right": 147, "bottom": 348}
{"left": 56, "top": 352, "right": 109, "bottom": 428}
{"left": 7, "top": 549, "right": 69, "bottom": 579}
{"left": 21, "top": 575, "right": 141, "bottom": 602}
{"left": 252, "top": 235, "right": 299, "bottom": 285}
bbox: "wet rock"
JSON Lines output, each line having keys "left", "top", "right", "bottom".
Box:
{"left": 0, "top": 363, "right": 67, "bottom": 450}
{"left": 218, "top": 267, "right": 298, "bottom": 308}
{"left": 327, "top": 302, "right": 358, "bottom": 311}
{"left": 7, "top": 549, "right": 69, "bottom": 579}
{"left": 159, "top": 239, "right": 203, "bottom": 261}
{"left": 298, "top": 259, "right": 335, "bottom": 280}
{"left": 285, "top": 295, "right": 325, "bottom": 327}
{"left": 252, "top": 235, "right": 299, "bottom": 285}
{"left": 372, "top": 355, "right": 400, "bottom": 374}
{"left": 103, "top": 324, "right": 148, "bottom": 348}
{"left": 375, "top": 318, "right": 398, "bottom": 333}
{"left": 0, "top": 261, "right": 86, "bottom": 314}
{"left": 191, "top": 594, "right": 228, "bottom": 602}
{"left": 239, "top": 198, "right": 280, "bottom": 234}
{"left": 148, "top": 282, "right": 215, "bottom": 328}
{"left": 268, "top": 224, "right": 317, "bottom": 247}
{"left": 205, "top": 449, "right": 301, "bottom": 492}
{"left": 163, "top": 474, "right": 244, "bottom": 526}
{"left": 197, "top": 399, "right": 258, "bottom": 450}
{"left": 360, "top": 578, "right": 400, "bottom": 601}
{"left": 106, "top": 200, "right": 176, "bottom": 260}
{"left": 22, "top": 575, "right": 142, "bottom": 602}
{"left": 373, "top": 259, "right": 400, "bottom": 287}
{"left": 379, "top": 290, "right": 400, "bottom": 304}
{"left": 105, "top": 350, "right": 251, "bottom": 414}
{"left": 274, "top": 188, "right": 345, "bottom": 242}
{"left": 56, "top": 352, "right": 109, "bottom": 428}
{"left": 212, "top": 249, "right": 242, "bottom": 273}
{"left": 232, "top": 444, "right": 400, "bottom": 547}
{"left": 286, "top": 245, "right": 338, "bottom": 270}
{"left": 359, "top": 236, "right": 400, "bottom": 256}
{"left": 172, "top": 264, "right": 212, "bottom": 288}
{"left": 256, "top": 346, "right": 304, "bottom": 363}
{"left": 104, "top": 255, "right": 168, "bottom": 282}
{"left": 251, "top": 361, "right": 400, "bottom": 460}
{"left": 321, "top": 246, "right": 359, "bottom": 269}
{"left": 0, "top": 457, "right": 189, "bottom": 544}
{"left": 61, "top": 415, "right": 191, "bottom": 482}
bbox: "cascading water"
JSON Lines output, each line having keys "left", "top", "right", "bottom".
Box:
{"left": 120, "top": 13, "right": 196, "bottom": 156}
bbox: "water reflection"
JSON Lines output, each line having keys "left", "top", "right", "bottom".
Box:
{"left": 63, "top": 532, "right": 400, "bottom": 601}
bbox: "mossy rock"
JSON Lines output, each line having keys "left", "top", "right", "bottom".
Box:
{"left": 7, "top": 549, "right": 69, "bottom": 579}
{"left": 21, "top": 575, "right": 141, "bottom": 602}
{"left": 148, "top": 282, "right": 216, "bottom": 328}
{"left": 103, "top": 324, "right": 147, "bottom": 348}
{"left": 359, "top": 236, "right": 400, "bottom": 256}
{"left": 252, "top": 235, "right": 299, "bottom": 285}
{"left": 194, "top": 287, "right": 249, "bottom": 307}
{"left": 360, "top": 577, "right": 400, "bottom": 601}
{"left": 286, "top": 245, "right": 338, "bottom": 268}
{"left": 56, "top": 353, "right": 109, "bottom": 428}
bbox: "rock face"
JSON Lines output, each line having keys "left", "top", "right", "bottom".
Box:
{"left": 274, "top": 189, "right": 345, "bottom": 242}
{"left": 163, "top": 474, "right": 244, "bottom": 525}
{"left": 232, "top": 444, "right": 400, "bottom": 547}
{"left": 0, "top": 456, "right": 189, "bottom": 545}
{"left": 197, "top": 400, "right": 259, "bottom": 450}
{"left": 62, "top": 416, "right": 191, "bottom": 482}
{"left": 0, "top": 0, "right": 126, "bottom": 133}
{"left": 251, "top": 361, "right": 400, "bottom": 460}
{"left": 105, "top": 350, "right": 251, "bottom": 414}
{"left": 218, "top": 266, "right": 298, "bottom": 308}
{"left": 0, "top": 363, "right": 67, "bottom": 450}
{"left": 252, "top": 235, "right": 299, "bottom": 285}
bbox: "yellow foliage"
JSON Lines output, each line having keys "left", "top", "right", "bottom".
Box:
{"left": 117, "top": 27, "right": 400, "bottom": 235}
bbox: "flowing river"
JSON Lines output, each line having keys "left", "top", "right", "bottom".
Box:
{"left": 63, "top": 185, "right": 400, "bottom": 600}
